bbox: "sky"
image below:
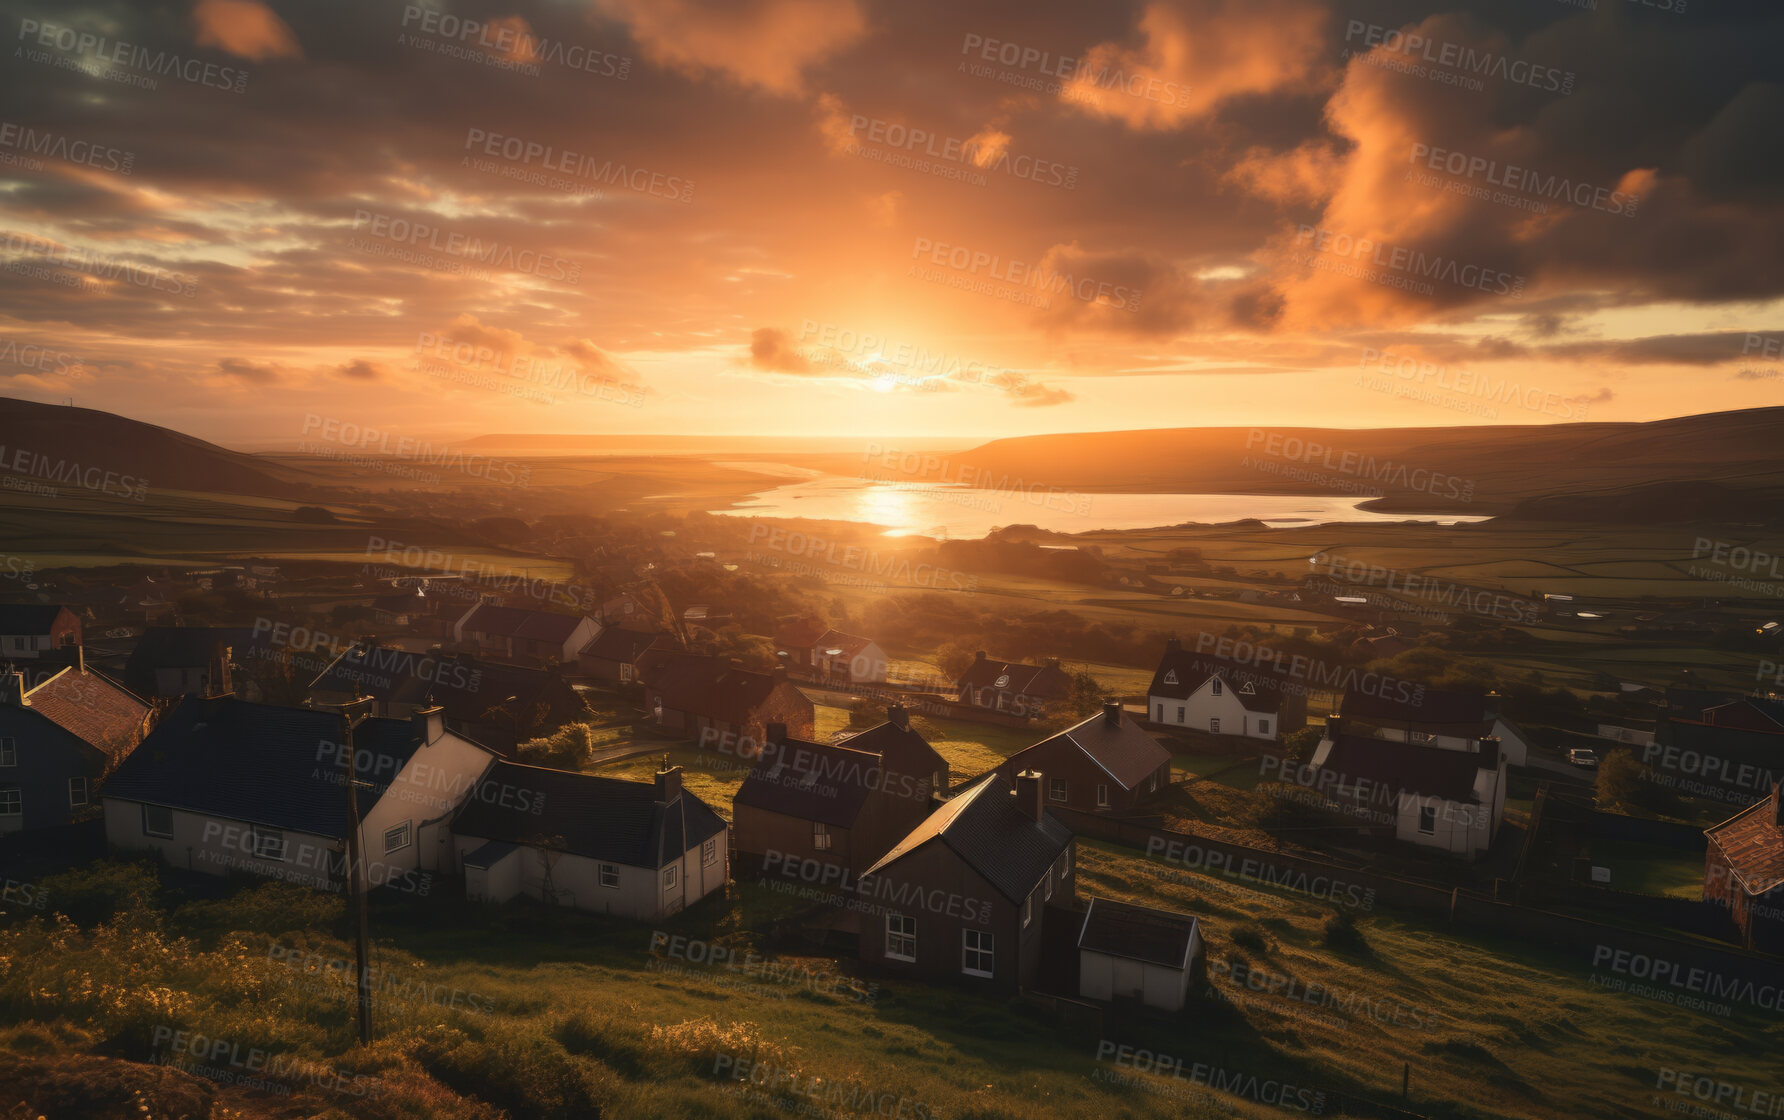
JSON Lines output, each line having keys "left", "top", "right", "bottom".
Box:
{"left": 1, "top": 0, "right": 1782, "bottom": 448}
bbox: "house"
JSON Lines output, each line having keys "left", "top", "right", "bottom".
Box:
{"left": 101, "top": 697, "right": 496, "bottom": 890}
{"left": 23, "top": 652, "right": 154, "bottom": 765}
{"left": 1307, "top": 718, "right": 1507, "bottom": 859}
{"left": 1146, "top": 639, "right": 1301, "bottom": 740}
{"left": 122, "top": 626, "right": 256, "bottom": 699}
{"left": 644, "top": 653, "right": 814, "bottom": 751}
{"left": 0, "top": 671, "right": 107, "bottom": 833}
{"left": 993, "top": 702, "right": 1171, "bottom": 814}
{"left": 1339, "top": 687, "right": 1531, "bottom": 768}
{"left": 732, "top": 705, "right": 948, "bottom": 878}
{"left": 857, "top": 771, "right": 1074, "bottom": 992}
{"left": 451, "top": 761, "right": 727, "bottom": 919}
{"left": 775, "top": 620, "right": 889, "bottom": 684}
{"left": 1077, "top": 897, "right": 1202, "bottom": 1012}
{"left": 309, "top": 642, "right": 587, "bottom": 752}
{"left": 0, "top": 604, "right": 81, "bottom": 660}
{"left": 956, "top": 652, "right": 1072, "bottom": 718}
{"left": 371, "top": 593, "right": 431, "bottom": 627}
{"left": 1703, "top": 784, "right": 1784, "bottom": 954}
{"left": 578, "top": 624, "right": 683, "bottom": 686}
{"left": 453, "top": 603, "right": 599, "bottom": 665}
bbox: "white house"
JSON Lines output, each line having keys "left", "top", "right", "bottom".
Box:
{"left": 1307, "top": 718, "right": 1506, "bottom": 859}
{"left": 1339, "top": 687, "right": 1530, "bottom": 768}
{"left": 451, "top": 761, "right": 728, "bottom": 920}
{"left": 1147, "top": 640, "right": 1289, "bottom": 740}
{"left": 1077, "top": 896, "right": 1202, "bottom": 1012}
{"left": 100, "top": 697, "right": 496, "bottom": 891}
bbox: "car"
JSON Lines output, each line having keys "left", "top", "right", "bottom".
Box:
{"left": 1568, "top": 748, "right": 1599, "bottom": 768}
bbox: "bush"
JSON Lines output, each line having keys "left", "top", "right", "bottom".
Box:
{"left": 1230, "top": 924, "right": 1269, "bottom": 954}
{"left": 1323, "top": 910, "right": 1367, "bottom": 952}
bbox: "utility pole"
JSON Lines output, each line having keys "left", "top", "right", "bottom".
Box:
{"left": 333, "top": 697, "right": 377, "bottom": 1045}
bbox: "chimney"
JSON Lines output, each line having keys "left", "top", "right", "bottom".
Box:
{"left": 656, "top": 761, "right": 683, "bottom": 803}
{"left": 771, "top": 664, "right": 788, "bottom": 681}
{"left": 1, "top": 672, "right": 24, "bottom": 707}
{"left": 1325, "top": 714, "right": 1343, "bottom": 740}
{"left": 1483, "top": 690, "right": 1502, "bottom": 721}
{"left": 1015, "top": 770, "right": 1043, "bottom": 823}
{"left": 1103, "top": 700, "right": 1122, "bottom": 727}
{"left": 74, "top": 645, "right": 85, "bottom": 674}
{"left": 411, "top": 704, "right": 444, "bottom": 746}
{"left": 764, "top": 721, "right": 787, "bottom": 750}
{"left": 1476, "top": 735, "right": 1500, "bottom": 771}
{"left": 1164, "top": 635, "right": 1182, "bottom": 653}
{"left": 887, "top": 703, "right": 910, "bottom": 731}
{"left": 1044, "top": 657, "right": 1061, "bottom": 670}
{"left": 974, "top": 651, "right": 987, "bottom": 662}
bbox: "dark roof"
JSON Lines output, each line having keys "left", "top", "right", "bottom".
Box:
{"left": 1342, "top": 687, "right": 1485, "bottom": 725}
{"left": 864, "top": 775, "right": 1071, "bottom": 904}
{"left": 451, "top": 761, "right": 726, "bottom": 867}
{"left": 649, "top": 654, "right": 801, "bottom": 723}
{"left": 957, "top": 656, "right": 1072, "bottom": 698}
{"left": 1147, "top": 650, "right": 1283, "bottom": 714}
{"left": 25, "top": 666, "right": 150, "bottom": 758}
{"left": 582, "top": 624, "right": 679, "bottom": 663}
{"left": 836, "top": 719, "right": 949, "bottom": 778}
{"left": 1666, "top": 688, "right": 1744, "bottom": 721}
{"left": 1077, "top": 897, "right": 1199, "bottom": 969}
{"left": 100, "top": 696, "right": 426, "bottom": 838}
{"left": 1314, "top": 734, "right": 1491, "bottom": 804}
{"left": 461, "top": 604, "right": 585, "bottom": 643}
{"left": 1008, "top": 709, "right": 1170, "bottom": 791}
{"left": 0, "top": 604, "right": 69, "bottom": 633}
{"left": 734, "top": 739, "right": 881, "bottom": 827}
{"left": 462, "top": 839, "right": 519, "bottom": 869}
{"left": 1705, "top": 791, "right": 1784, "bottom": 897}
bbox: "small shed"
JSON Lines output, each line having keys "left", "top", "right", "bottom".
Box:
{"left": 1077, "top": 896, "right": 1201, "bottom": 1012}
{"left": 463, "top": 839, "right": 522, "bottom": 904}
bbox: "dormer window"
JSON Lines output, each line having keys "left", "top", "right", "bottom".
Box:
{"left": 1211, "top": 679, "right": 1223, "bottom": 696}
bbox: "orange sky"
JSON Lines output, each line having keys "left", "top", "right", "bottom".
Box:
{"left": 2, "top": 0, "right": 1782, "bottom": 447}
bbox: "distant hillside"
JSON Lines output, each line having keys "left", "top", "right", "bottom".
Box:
{"left": 936, "top": 409, "right": 1784, "bottom": 514}
{"left": 0, "top": 397, "right": 330, "bottom": 498}
{"left": 1501, "top": 481, "right": 1784, "bottom": 524}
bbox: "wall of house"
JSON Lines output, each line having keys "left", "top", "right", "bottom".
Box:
{"left": 1374, "top": 721, "right": 1529, "bottom": 767}
{"left": 1392, "top": 787, "right": 1496, "bottom": 859}
{"left": 359, "top": 727, "right": 494, "bottom": 879}
{"left": 993, "top": 748, "right": 1161, "bottom": 815}
{"left": 856, "top": 840, "right": 1014, "bottom": 991}
{"left": 733, "top": 803, "right": 852, "bottom": 876}
{"left": 0, "top": 715, "right": 103, "bottom": 832}
{"left": 1150, "top": 682, "right": 1278, "bottom": 739}
{"left": 103, "top": 799, "right": 342, "bottom": 889}
{"left": 452, "top": 824, "right": 727, "bottom": 920}
{"left": 0, "top": 613, "right": 79, "bottom": 658}
{"left": 466, "top": 849, "right": 521, "bottom": 903}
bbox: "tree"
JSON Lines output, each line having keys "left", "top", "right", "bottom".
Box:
{"left": 1068, "top": 670, "right": 1105, "bottom": 717}
{"left": 935, "top": 642, "right": 977, "bottom": 681}
{"left": 1595, "top": 749, "right": 1644, "bottom": 809}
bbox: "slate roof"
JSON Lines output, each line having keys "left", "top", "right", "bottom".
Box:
{"left": 451, "top": 760, "right": 726, "bottom": 868}
{"left": 100, "top": 696, "right": 426, "bottom": 838}
{"left": 1343, "top": 687, "right": 1487, "bottom": 726}
{"left": 310, "top": 644, "right": 584, "bottom": 730}
{"left": 461, "top": 604, "right": 586, "bottom": 643}
{"left": 957, "top": 656, "right": 1072, "bottom": 698}
{"left": 836, "top": 718, "right": 949, "bottom": 780}
{"left": 581, "top": 624, "right": 679, "bottom": 663}
{"left": 1006, "top": 709, "right": 1170, "bottom": 791}
{"left": 649, "top": 654, "right": 798, "bottom": 723}
{"left": 734, "top": 738, "right": 882, "bottom": 827}
{"left": 25, "top": 666, "right": 150, "bottom": 759}
{"left": 462, "top": 839, "right": 519, "bottom": 869}
{"left": 0, "top": 604, "right": 69, "bottom": 633}
{"left": 1705, "top": 790, "right": 1784, "bottom": 898}
{"left": 1315, "top": 734, "right": 1490, "bottom": 804}
{"left": 1077, "top": 897, "right": 1199, "bottom": 969}
{"left": 1147, "top": 650, "right": 1283, "bottom": 714}
{"left": 863, "top": 774, "right": 1071, "bottom": 904}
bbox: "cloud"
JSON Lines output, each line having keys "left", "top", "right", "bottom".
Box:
{"left": 990, "top": 371, "right": 1074, "bottom": 407}
{"left": 192, "top": 0, "right": 303, "bottom": 61}
{"left": 748, "top": 327, "right": 812, "bottom": 373}
{"left": 596, "top": 0, "right": 866, "bottom": 95}
{"left": 1225, "top": 142, "right": 1347, "bottom": 207}
{"left": 335, "top": 359, "right": 387, "bottom": 381}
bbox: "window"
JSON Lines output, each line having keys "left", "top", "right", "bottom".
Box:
{"left": 143, "top": 804, "right": 173, "bottom": 838}
{"left": 1022, "top": 892, "right": 1034, "bottom": 927}
{"left": 1155, "top": 704, "right": 1163, "bottom": 722}
{"left": 1210, "top": 718, "right": 1221, "bottom": 734}
{"left": 1418, "top": 806, "right": 1437, "bottom": 835}
{"left": 69, "top": 777, "right": 88, "bottom": 808}
{"left": 663, "top": 864, "right": 679, "bottom": 890}
{"left": 1043, "top": 869, "right": 1053, "bottom": 901}
{"left": 1148, "top": 773, "right": 1158, "bottom": 793}
{"left": 8, "top": 638, "right": 26, "bottom": 652}
{"left": 702, "top": 837, "right": 718, "bottom": 866}
{"left": 0, "top": 739, "right": 14, "bottom": 767}
{"left": 1048, "top": 777, "right": 1067, "bottom": 802}
{"left": 886, "top": 914, "right": 916, "bottom": 961}
{"left": 1259, "top": 719, "right": 1270, "bottom": 736}
{"left": 962, "top": 929, "right": 995, "bottom": 977}
{"left": 383, "top": 822, "right": 411, "bottom": 854}
{"left": 1211, "top": 678, "right": 1223, "bottom": 696}
{"left": 599, "top": 863, "right": 619, "bottom": 888}
{"left": 813, "top": 821, "right": 832, "bottom": 851}
{"left": 1060, "top": 848, "right": 1070, "bottom": 877}
{"left": 0, "top": 788, "right": 18, "bottom": 816}
{"left": 1096, "top": 784, "right": 1110, "bottom": 808}
{"left": 1176, "top": 706, "right": 1185, "bottom": 723}
{"left": 251, "top": 827, "right": 286, "bottom": 862}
